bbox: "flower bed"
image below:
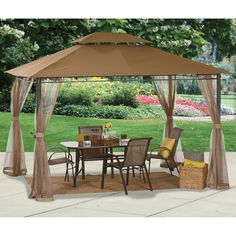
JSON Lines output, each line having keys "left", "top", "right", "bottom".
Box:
{"left": 176, "top": 98, "right": 209, "bottom": 116}
{"left": 174, "top": 105, "right": 205, "bottom": 117}
{"left": 136, "top": 95, "right": 209, "bottom": 116}
{"left": 136, "top": 95, "right": 160, "bottom": 105}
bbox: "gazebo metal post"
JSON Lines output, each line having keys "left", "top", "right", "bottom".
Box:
{"left": 216, "top": 74, "right": 221, "bottom": 185}
{"left": 167, "top": 75, "right": 173, "bottom": 135}
{"left": 36, "top": 78, "right": 41, "bottom": 113}
{"left": 216, "top": 74, "right": 221, "bottom": 120}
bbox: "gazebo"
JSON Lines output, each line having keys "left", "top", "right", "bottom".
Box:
{"left": 3, "top": 32, "right": 229, "bottom": 201}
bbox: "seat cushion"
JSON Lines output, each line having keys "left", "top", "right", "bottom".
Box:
{"left": 158, "top": 138, "right": 176, "bottom": 159}
{"left": 184, "top": 158, "right": 206, "bottom": 168}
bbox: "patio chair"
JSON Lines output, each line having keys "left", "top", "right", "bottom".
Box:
{"left": 101, "top": 138, "right": 153, "bottom": 195}
{"left": 48, "top": 147, "right": 75, "bottom": 182}
{"left": 146, "top": 127, "right": 183, "bottom": 175}
{"left": 78, "top": 126, "right": 113, "bottom": 179}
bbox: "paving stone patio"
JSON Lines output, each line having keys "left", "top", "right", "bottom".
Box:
{"left": 0, "top": 152, "right": 235, "bottom": 217}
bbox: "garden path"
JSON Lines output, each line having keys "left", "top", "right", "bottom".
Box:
{"left": 174, "top": 115, "right": 236, "bottom": 122}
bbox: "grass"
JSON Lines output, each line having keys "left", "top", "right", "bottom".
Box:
{"left": 177, "top": 94, "right": 236, "bottom": 111}
{"left": 0, "top": 112, "right": 235, "bottom": 152}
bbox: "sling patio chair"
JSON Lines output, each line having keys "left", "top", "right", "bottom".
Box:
{"left": 146, "top": 127, "right": 184, "bottom": 176}
{"left": 48, "top": 147, "right": 75, "bottom": 182}
{"left": 78, "top": 126, "right": 114, "bottom": 179}
{"left": 101, "top": 138, "right": 153, "bottom": 195}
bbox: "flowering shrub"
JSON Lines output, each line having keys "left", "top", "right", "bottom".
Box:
{"left": 60, "top": 80, "right": 155, "bottom": 104}
{"left": 174, "top": 105, "right": 205, "bottom": 117}
{"left": 103, "top": 88, "right": 139, "bottom": 108}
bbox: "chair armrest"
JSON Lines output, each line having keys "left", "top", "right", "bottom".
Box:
{"left": 106, "top": 154, "right": 124, "bottom": 162}
{"left": 47, "top": 147, "right": 67, "bottom": 152}
{"left": 47, "top": 147, "right": 68, "bottom": 161}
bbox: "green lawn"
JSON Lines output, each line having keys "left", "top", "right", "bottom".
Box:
{"left": 177, "top": 94, "right": 236, "bottom": 111}
{"left": 0, "top": 112, "right": 235, "bottom": 152}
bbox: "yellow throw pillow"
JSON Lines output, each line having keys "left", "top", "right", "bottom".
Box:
{"left": 158, "top": 138, "right": 176, "bottom": 159}
{"left": 184, "top": 158, "right": 206, "bottom": 168}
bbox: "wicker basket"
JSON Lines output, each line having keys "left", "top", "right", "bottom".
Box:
{"left": 179, "top": 164, "right": 208, "bottom": 190}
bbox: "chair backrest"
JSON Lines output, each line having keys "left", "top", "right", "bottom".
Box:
{"left": 124, "top": 138, "right": 151, "bottom": 167}
{"left": 168, "top": 127, "right": 183, "bottom": 159}
{"left": 79, "top": 126, "right": 103, "bottom": 137}
{"left": 78, "top": 126, "right": 104, "bottom": 157}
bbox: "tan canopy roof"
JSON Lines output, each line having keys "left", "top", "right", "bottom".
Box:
{"left": 6, "top": 32, "right": 227, "bottom": 78}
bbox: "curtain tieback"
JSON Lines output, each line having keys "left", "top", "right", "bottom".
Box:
{"left": 13, "top": 116, "right": 19, "bottom": 121}
{"left": 36, "top": 132, "right": 45, "bottom": 138}
{"left": 214, "top": 123, "right": 221, "bottom": 129}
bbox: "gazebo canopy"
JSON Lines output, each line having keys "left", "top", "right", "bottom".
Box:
{"left": 6, "top": 32, "right": 227, "bottom": 78}
{"left": 74, "top": 32, "right": 152, "bottom": 44}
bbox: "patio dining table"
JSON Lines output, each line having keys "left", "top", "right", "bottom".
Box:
{"left": 60, "top": 140, "right": 129, "bottom": 187}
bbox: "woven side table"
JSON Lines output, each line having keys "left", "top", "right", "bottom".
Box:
{"left": 179, "top": 164, "right": 208, "bottom": 190}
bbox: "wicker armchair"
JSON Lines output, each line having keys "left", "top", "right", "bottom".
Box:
{"left": 146, "top": 128, "right": 183, "bottom": 175}
{"left": 101, "top": 138, "right": 153, "bottom": 195}
{"left": 48, "top": 147, "right": 74, "bottom": 182}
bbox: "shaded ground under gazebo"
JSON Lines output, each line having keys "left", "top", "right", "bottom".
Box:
{"left": 3, "top": 32, "right": 230, "bottom": 201}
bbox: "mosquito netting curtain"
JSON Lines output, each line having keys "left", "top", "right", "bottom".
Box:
{"left": 152, "top": 75, "right": 183, "bottom": 166}
{"left": 3, "top": 78, "right": 33, "bottom": 176}
{"left": 29, "top": 79, "right": 61, "bottom": 201}
{"left": 198, "top": 75, "right": 229, "bottom": 189}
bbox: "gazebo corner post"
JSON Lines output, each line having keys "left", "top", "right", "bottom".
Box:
{"left": 168, "top": 75, "right": 175, "bottom": 135}
{"left": 216, "top": 74, "right": 221, "bottom": 121}
{"left": 215, "top": 73, "right": 229, "bottom": 190}
{"left": 36, "top": 78, "right": 41, "bottom": 114}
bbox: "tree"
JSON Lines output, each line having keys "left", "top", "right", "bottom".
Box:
{"left": 2, "top": 19, "right": 90, "bottom": 58}
{"left": 0, "top": 24, "right": 39, "bottom": 89}
{"left": 189, "top": 19, "right": 236, "bottom": 62}
{"left": 125, "top": 19, "right": 208, "bottom": 58}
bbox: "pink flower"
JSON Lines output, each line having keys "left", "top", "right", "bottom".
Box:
{"left": 136, "top": 95, "right": 160, "bottom": 105}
